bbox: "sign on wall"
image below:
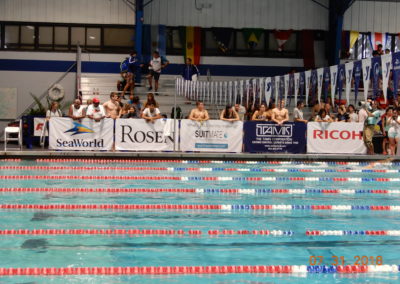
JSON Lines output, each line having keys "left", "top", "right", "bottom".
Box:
{"left": 180, "top": 119, "right": 243, "bottom": 152}
{"left": 115, "top": 119, "right": 175, "bottom": 151}
{"left": 307, "top": 122, "right": 366, "bottom": 154}
{"left": 243, "top": 122, "right": 306, "bottom": 153}
{"left": 49, "top": 117, "right": 113, "bottom": 150}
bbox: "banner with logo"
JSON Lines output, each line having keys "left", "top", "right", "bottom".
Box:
{"left": 371, "top": 56, "right": 381, "bottom": 97}
{"left": 307, "top": 122, "right": 366, "bottom": 154}
{"left": 329, "top": 65, "right": 338, "bottom": 105}
{"left": 115, "top": 119, "right": 175, "bottom": 151}
{"left": 180, "top": 119, "right": 243, "bottom": 152}
{"left": 33, "top": 117, "right": 47, "bottom": 136}
{"left": 381, "top": 53, "right": 392, "bottom": 102}
{"left": 353, "top": 60, "right": 362, "bottom": 103}
{"left": 243, "top": 122, "right": 306, "bottom": 153}
{"left": 49, "top": 118, "right": 113, "bottom": 150}
{"left": 362, "top": 58, "right": 372, "bottom": 101}
{"left": 392, "top": 52, "right": 400, "bottom": 101}
{"left": 265, "top": 77, "right": 272, "bottom": 104}
{"left": 344, "top": 61, "right": 354, "bottom": 105}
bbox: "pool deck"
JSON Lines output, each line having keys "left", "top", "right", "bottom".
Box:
{"left": 0, "top": 147, "right": 399, "bottom": 161}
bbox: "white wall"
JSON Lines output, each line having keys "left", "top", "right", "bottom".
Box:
{"left": 144, "top": 0, "right": 329, "bottom": 30}
{"left": 0, "top": 0, "right": 135, "bottom": 25}
{"left": 344, "top": 0, "right": 400, "bottom": 33}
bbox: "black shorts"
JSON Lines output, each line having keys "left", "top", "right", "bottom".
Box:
{"left": 150, "top": 70, "right": 161, "bottom": 81}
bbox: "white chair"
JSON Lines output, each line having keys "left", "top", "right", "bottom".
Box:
{"left": 4, "top": 120, "right": 22, "bottom": 151}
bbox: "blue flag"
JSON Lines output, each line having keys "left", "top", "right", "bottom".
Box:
{"left": 392, "top": 52, "right": 400, "bottom": 101}
{"left": 299, "top": 72, "right": 305, "bottom": 101}
{"left": 353, "top": 60, "right": 362, "bottom": 104}
{"left": 337, "top": 64, "right": 345, "bottom": 103}
{"left": 323, "top": 67, "right": 330, "bottom": 103}
{"left": 311, "top": 70, "right": 318, "bottom": 104}
{"left": 371, "top": 56, "right": 381, "bottom": 98}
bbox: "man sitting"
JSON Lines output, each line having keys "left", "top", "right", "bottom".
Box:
{"left": 68, "top": 99, "right": 86, "bottom": 121}
{"left": 86, "top": 97, "right": 106, "bottom": 122}
{"left": 141, "top": 103, "right": 161, "bottom": 123}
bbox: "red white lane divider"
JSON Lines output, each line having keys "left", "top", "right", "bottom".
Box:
{"left": 0, "top": 204, "right": 399, "bottom": 211}
{"left": 0, "top": 176, "right": 398, "bottom": 182}
{"left": 35, "top": 158, "right": 400, "bottom": 166}
{"left": 1, "top": 188, "right": 400, "bottom": 195}
{"left": 0, "top": 229, "right": 293, "bottom": 236}
{"left": 2, "top": 165, "right": 400, "bottom": 174}
{"left": 0, "top": 265, "right": 399, "bottom": 276}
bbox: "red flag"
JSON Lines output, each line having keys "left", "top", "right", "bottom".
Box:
{"left": 274, "top": 30, "right": 293, "bottom": 51}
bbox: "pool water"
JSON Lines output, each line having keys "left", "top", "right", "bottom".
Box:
{"left": 0, "top": 159, "right": 400, "bottom": 283}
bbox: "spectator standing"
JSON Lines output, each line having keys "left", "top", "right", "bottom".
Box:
{"left": 293, "top": 101, "right": 307, "bottom": 123}
{"left": 68, "top": 99, "right": 86, "bottom": 121}
{"left": 182, "top": 58, "right": 200, "bottom": 81}
{"left": 142, "top": 103, "right": 162, "bottom": 123}
{"left": 387, "top": 108, "right": 400, "bottom": 155}
{"left": 251, "top": 104, "right": 269, "bottom": 121}
{"left": 347, "top": 105, "right": 358, "bottom": 122}
{"left": 103, "top": 92, "right": 121, "bottom": 119}
{"left": 234, "top": 104, "right": 246, "bottom": 121}
{"left": 271, "top": 100, "right": 289, "bottom": 125}
{"left": 86, "top": 97, "right": 106, "bottom": 122}
{"left": 363, "top": 101, "right": 382, "bottom": 155}
{"left": 189, "top": 101, "right": 209, "bottom": 122}
{"left": 122, "top": 51, "right": 142, "bottom": 98}
{"left": 147, "top": 51, "right": 169, "bottom": 94}
{"left": 46, "top": 102, "right": 62, "bottom": 121}
{"left": 220, "top": 105, "right": 239, "bottom": 122}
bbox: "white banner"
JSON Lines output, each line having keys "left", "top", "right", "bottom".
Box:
{"left": 239, "top": 80, "right": 244, "bottom": 105}
{"left": 294, "top": 73, "right": 300, "bottom": 106}
{"left": 259, "top": 78, "right": 264, "bottom": 105}
{"left": 115, "top": 119, "right": 174, "bottom": 151}
{"left": 245, "top": 80, "right": 250, "bottom": 107}
{"left": 234, "top": 81, "right": 238, "bottom": 105}
{"left": 284, "top": 74, "right": 290, "bottom": 106}
{"left": 274, "top": 76, "right": 280, "bottom": 104}
{"left": 307, "top": 122, "right": 366, "bottom": 154}
{"left": 265, "top": 77, "right": 272, "bottom": 105}
{"left": 252, "top": 79, "right": 257, "bottom": 107}
{"left": 381, "top": 53, "right": 392, "bottom": 103}
{"left": 305, "top": 71, "right": 312, "bottom": 106}
{"left": 362, "top": 58, "right": 371, "bottom": 102}
{"left": 180, "top": 119, "right": 243, "bottom": 152}
{"left": 329, "top": 65, "right": 338, "bottom": 105}
{"left": 49, "top": 117, "right": 113, "bottom": 150}
{"left": 34, "top": 117, "right": 47, "bottom": 136}
{"left": 345, "top": 62, "right": 354, "bottom": 105}
{"left": 228, "top": 81, "right": 233, "bottom": 105}
{"left": 316, "top": 68, "right": 324, "bottom": 104}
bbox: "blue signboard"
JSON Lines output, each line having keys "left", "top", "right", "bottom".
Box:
{"left": 243, "top": 122, "right": 307, "bottom": 153}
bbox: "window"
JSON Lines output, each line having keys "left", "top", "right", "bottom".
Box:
{"left": 4, "top": 25, "right": 19, "bottom": 48}
{"left": 21, "top": 25, "right": 35, "bottom": 46}
{"left": 104, "top": 27, "right": 134, "bottom": 48}
{"left": 71, "top": 27, "right": 85, "bottom": 46}
{"left": 166, "top": 27, "right": 183, "bottom": 55}
{"left": 54, "top": 26, "right": 69, "bottom": 50}
{"left": 86, "top": 27, "right": 100, "bottom": 50}
{"left": 39, "top": 26, "right": 53, "bottom": 49}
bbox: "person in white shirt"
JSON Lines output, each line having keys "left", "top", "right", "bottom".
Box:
{"left": 46, "top": 102, "right": 62, "bottom": 121}
{"left": 293, "top": 101, "right": 307, "bottom": 123}
{"left": 68, "top": 99, "right": 86, "bottom": 121}
{"left": 315, "top": 109, "right": 333, "bottom": 122}
{"left": 86, "top": 97, "right": 106, "bottom": 122}
{"left": 347, "top": 104, "right": 358, "bottom": 122}
{"left": 147, "top": 51, "right": 169, "bottom": 93}
{"left": 141, "top": 103, "right": 161, "bottom": 123}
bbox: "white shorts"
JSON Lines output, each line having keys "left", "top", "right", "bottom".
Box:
{"left": 388, "top": 127, "right": 399, "bottom": 139}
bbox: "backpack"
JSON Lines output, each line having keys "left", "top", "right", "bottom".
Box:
{"left": 171, "top": 106, "right": 183, "bottom": 119}
{"left": 120, "top": 58, "right": 129, "bottom": 73}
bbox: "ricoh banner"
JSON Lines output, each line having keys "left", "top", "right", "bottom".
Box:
{"left": 180, "top": 120, "right": 243, "bottom": 152}
{"left": 243, "top": 122, "right": 306, "bottom": 153}
{"left": 307, "top": 122, "right": 366, "bottom": 154}
{"left": 115, "top": 119, "right": 175, "bottom": 151}
{"left": 49, "top": 118, "right": 113, "bottom": 150}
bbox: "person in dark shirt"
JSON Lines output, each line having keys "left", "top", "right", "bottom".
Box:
{"left": 182, "top": 58, "right": 200, "bottom": 81}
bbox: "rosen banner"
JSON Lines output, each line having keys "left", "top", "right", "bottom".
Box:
{"left": 180, "top": 119, "right": 243, "bottom": 152}
{"left": 115, "top": 119, "right": 175, "bottom": 151}
{"left": 49, "top": 118, "right": 113, "bottom": 150}
{"left": 307, "top": 122, "right": 366, "bottom": 154}
{"left": 243, "top": 122, "right": 306, "bottom": 153}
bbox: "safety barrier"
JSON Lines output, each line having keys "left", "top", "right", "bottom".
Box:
{"left": 1, "top": 166, "right": 400, "bottom": 174}
{"left": 1, "top": 188, "right": 399, "bottom": 195}
{"left": 0, "top": 175, "right": 398, "bottom": 182}
{"left": 0, "top": 204, "right": 399, "bottom": 211}
{"left": 0, "top": 264, "right": 399, "bottom": 275}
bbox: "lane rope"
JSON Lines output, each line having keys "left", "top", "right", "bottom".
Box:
{"left": 0, "top": 176, "right": 398, "bottom": 182}
{"left": 0, "top": 188, "right": 399, "bottom": 195}
{"left": 0, "top": 204, "right": 399, "bottom": 211}
{"left": 0, "top": 264, "right": 399, "bottom": 275}
{"left": 2, "top": 165, "right": 400, "bottom": 174}
{"left": 35, "top": 158, "right": 400, "bottom": 166}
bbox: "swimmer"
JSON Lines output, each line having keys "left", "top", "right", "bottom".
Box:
{"left": 364, "top": 157, "right": 395, "bottom": 169}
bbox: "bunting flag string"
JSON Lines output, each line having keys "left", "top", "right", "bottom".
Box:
{"left": 362, "top": 58, "right": 372, "bottom": 102}
{"left": 265, "top": 77, "right": 272, "bottom": 105}
{"left": 305, "top": 71, "right": 312, "bottom": 106}
{"left": 345, "top": 62, "right": 354, "bottom": 105}
{"left": 316, "top": 68, "right": 324, "bottom": 105}
{"left": 381, "top": 53, "right": 392, "bottom": 103}
{"left": 294, "top": 73, "right": 300, "bottom": 106}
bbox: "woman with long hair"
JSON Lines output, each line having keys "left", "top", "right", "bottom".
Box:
{"left": 220, "top": 105, "right": 239, "bottom": 122}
